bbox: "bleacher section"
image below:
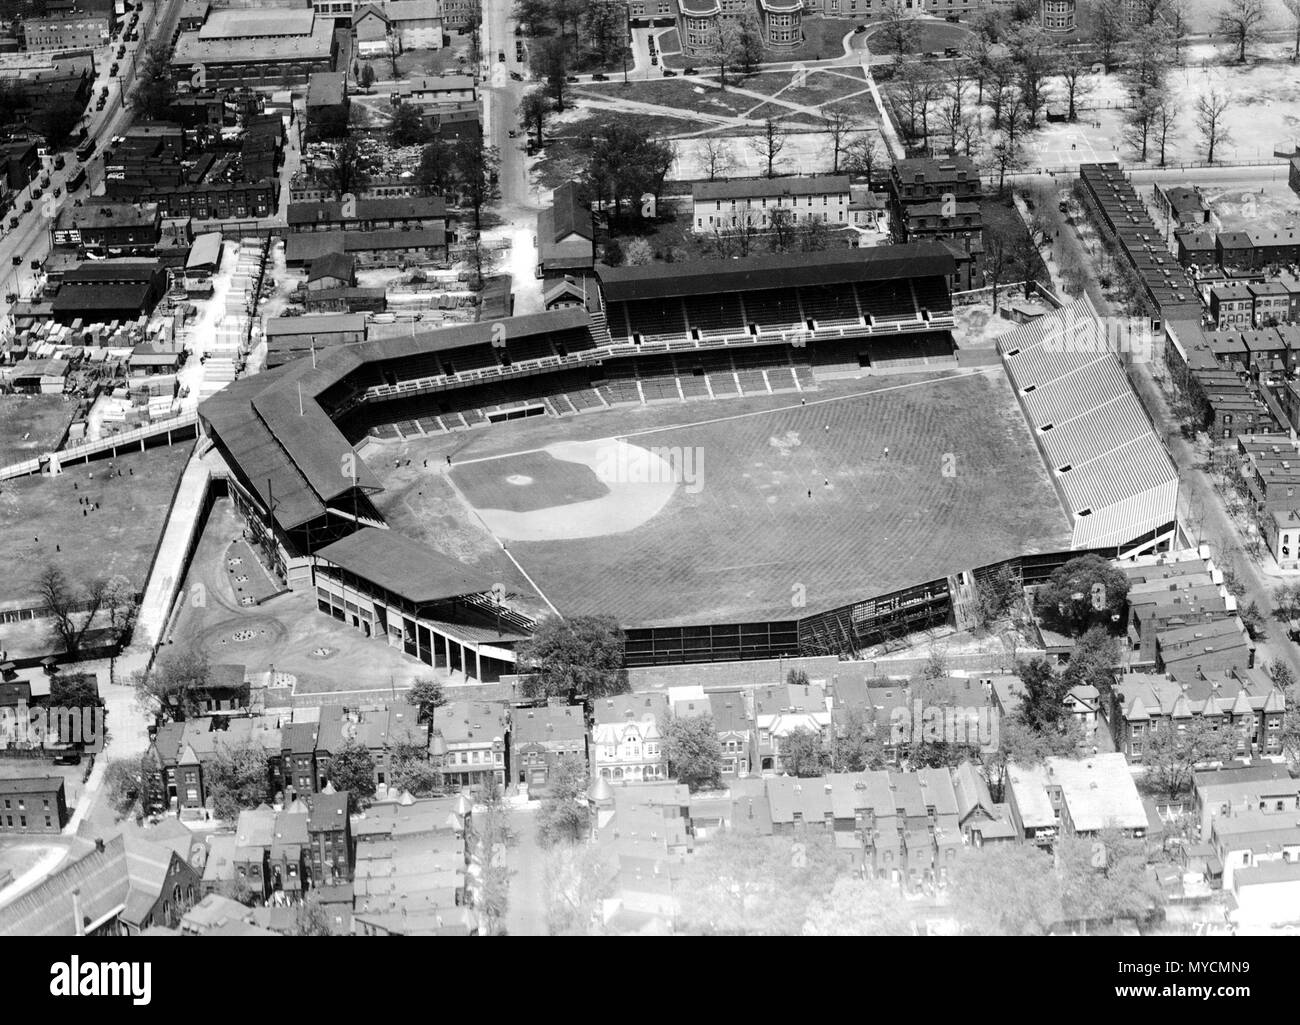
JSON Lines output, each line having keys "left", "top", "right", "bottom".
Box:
{"left": 913, "top": 277, "right": 954, "bottom": 321}
{"left": 856, "top": 281, "right": 920, "bottom": 326}
{"left": 743, "top": 288, "right": 803, "bottom": 334}
{"left": 799, "top": 285, "right": 863, "bottom": 328}
{"left": 622, "top": 298, "right": 689, "bottom": 344}
{"left": 684, "top": 293, "right": 746, "bottom": 337}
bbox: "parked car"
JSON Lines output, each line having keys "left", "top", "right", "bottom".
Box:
{"left": 31, "top": 187, "right": 42, "bottom": 199}
{"left": 498, "top": 50, "right": 506, "bottom": 62}
{"left": 23, "top": 200, "right": 32, "bottom": 211}
{"left": 41, "top": 175, "right": 50, "bottom": 188}
{"left": 650, "top": 56, "right": 658, "bottom": 65}
{"left": 592, "top": 72, "right": 608, "bottom": 80}
{"left": 944, "top": 47, "right": 959, "bottom": 56}
{"left": 54, "top": 155, "right": 65, "bottom": 169}
{"left": 96, "top": 98, "right": 107, "bottom": 110}
{"left": 52, "top": 751, "right": 82, "bottom": 766}
{"left": 8, "top": 216, "right": 17, "bottom": 228}
{"left": 11, "top": 254, "right": 21, "bottom": 265}
{"left": 854, "top": 24, "right": 867, "bottom": 33}
{"left": 53, "top": 186, "right": 61, "bottom": 197}
{"left": 101, "top": 86, "right": 109, "bottom": 98}
{"left": 110, "top": 63, "right": 119, "bottom": 76}
{"left": 509, "top": 70, "right": 523, "bottom": 81}
{"left": 508, "top": 129, "right": 518, "bottom": 138}
{"left": 684, "top": 67, "right": 698, "bottom": 75}
{"left": 663, "top": 68, "right": 677, "bottom": 77}
{"left": 565, "top": 74, "right": 580, "bottom": 83}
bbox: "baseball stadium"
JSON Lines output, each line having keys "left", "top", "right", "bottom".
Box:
{"left": 198, "top": 247, "right": 1178, "bottom": 677}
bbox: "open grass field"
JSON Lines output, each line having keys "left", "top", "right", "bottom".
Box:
{"left": 0, "top": 442, "right": 193, "bottom": 612}
{"left": 0, "top": 395, "right": 76, "bottom": 468}
{"left": 372, "top": 372, "right": 1070, "bottom": 628}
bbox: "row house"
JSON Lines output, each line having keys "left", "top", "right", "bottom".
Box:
{"left": 751, "top": 682, "right": 831, "bottom": 774}
{"left": 1110, "top": 668, "right": 1286, "bottom": 761}
{"left": 428, "top": 700, "right": 508, "bottom": 791}
{"left": 1210, "top": 812, "right": 1300, "bottom": 890}
{"left": 512, "top": 700, "right": 587, "bottom": 794}
{"left": 1123, "top": 555, "right": 1233, "bottom": 667}
{"left": 1006, "top": 753, "right": 1147, "bottom": 848}
{"left": 227, "top": 791, "right": 354, "bottom": 903}
{"left": 1238, "top": 435, "right": 1300, "bottom": 513}
{"left": 286, "top": 196, "right": 448, "bottom": 233}
{"left": 152, "top": 716, "right": 283, "bottom": 813}
{"left": 592, "top": 692, "right": 670, "bottom": 784}
{"left": 690, "top": 175, "right": 852, "bottom": 233}
{"left": 1192, "top": 763, "right": 1300, "bottom": 842}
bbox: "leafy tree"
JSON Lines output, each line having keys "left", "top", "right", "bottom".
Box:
{"left": 454, "top": 135, "right": 500, "bottom": 232}
{"left": 534, "top": 36, "right": 570, "bottom": 112}
{"left": 289, "top": 902, "right": 336, "bottom": 936}
{"left": 359, "top": 62, "right": 376, "bottom": 89}
{"left": 389, "top": 103, "right": 427, "bottom": 146}
{"left": 36, "top": 565, "right": 108, "bottom": 660}
{"left": 1014, "top": 656, "right": 1071, "bottom": 734}
{"left": 390, "top": 739, "right": 441, "bottom": 796}
{"left": 543, "top": 842, "right": 611, "bottom": 935}
{"left": 469, "top": 796, "right": 512, "bottom": 935}
{"left": 675, "top": 833, "right": 839, "bottom": 935}
{"left": 328, "top": 739, "right": 377, "bottom": 814}
{"left": 49, "top": 672, "right": 101, "bottom": 709}
{"left": 133, "top": 650, "right": 212, "bottom": 724}
{"left": 1216, "top": 0, "right": 1267, "bottom": 62}
{"left": 781, "top": 726, "right": 830, "bottom": 777}
{"left": 1239, "top": 600, "right": 1266, "bottom": 638}
{"left": 802, "top": 876, "right": 912, "bottom": 936}
{"left": 1140, "top": 718, "right": 1238, "bottom": 801}
{"left": 980, "top": 716, "right": 1081, "bottom": 801}
{"left": 407, "top": 677, "right": 446, "bottom": 723}
{"left": 1285, "top": 0, "right": 1300, "bottom": 60}
{"left": 583, "top": 122, "right": 675, "bottom": 226}
{"left": 1061, "top": 625, "right": 1117, "bottom": 697}
{"left": 623, "top": 237, "right": 654, "bottom": 266}
{"left": 215, "top": 876, "right": 259, "bottom": 907}
{"left": 877, "top": 0, "right": 920, "bottom": 56}
{"left": 517, "top": 615, "right": 627, "bottom": 700}
{"left": 1263, "top": 659, "right": 1296, "bottom": 695}
{"left": 518, "top": 87, "right": 551, "bottom": 148}
{"left": 131, "top": 40, "right": 175, "bottom": 119}
{"left": 1034, "top": 554, "right": 1131, "bottom": 636}
{"left": 786, "top": 667, "right": 811, "bottom": 689}
{"left": 833, "top": 706, "right": 887, "bottom": 772}
{"left": 662, "top": 714, "right": 723, "bottom": 792}
{"left": 1057, "top": 830, "right": 1161, "bottom": 927}
{"left": 536, "top": 753, "right": 592, "bottom": 847}
{"left": 206, "top": 737, "right": 272, "bottom": 821}
{"left": 330, "top": 135, "right": 369, "bottom": 200}
{"left": 514, "top": 0, "right": 554, "bottom": 38}
{"left": 735, "top": 7, "right": 765, "bottom": 77}
{"left": 104, "top": 752, "right": 165, "bottom": 819}
{"left": 417, "top": 136, "right": 457, "bottom": 197}
{"left": 949, "top": 842, "right": 1062, "bottom": 935}
{"left": 976, "top": 563, "right": 1021, "bottom": 627}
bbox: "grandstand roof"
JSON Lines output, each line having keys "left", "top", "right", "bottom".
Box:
{"left": 595, "top": 244, "right": 955, "bottom": 302}
{"left": 315, "top": 528, "right": 499, "bottom": 603}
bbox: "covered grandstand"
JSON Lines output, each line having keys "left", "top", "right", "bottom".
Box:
{"left": 998, "top": 299, "right": 1179, "bottom": 552}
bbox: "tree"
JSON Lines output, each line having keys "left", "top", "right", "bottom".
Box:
{"left": 752, "top": 118, "right": 786, "bottom": 178}
{"left": 1216, "top": 0, "right": 1267, "bottom": 62}
{"left": 454, "top": 135, "right": 500, "bottom": 232}
{"left": 513, "top": 0, "right": 553, "bottom": 38}
{"left": 702, "top": 19, "right": 741, "bottom": 91}
{"left": 133, "top": 649, "right": 211, "bottom": 724}
{"left": 701, "top": 135, "right": 734, "bottom": 181}
{"left": 534, "top": 37, "right": 570, "bottom": 112}
{"left": 674, "top": 833, "right": 840, "bottom": 935}
{"left": 768, "top": 206, "right": 798, "bottom": 253}
{"left": 104, "top": 753, "right": 165, "bottom": 819}
{"left": 986, "top": 84, "right": 1028, "bottom": 195}
{"left": 49, "top": 672, "right": 100, "bottom": 710}
{"left": 131, "top": 40, "right": 175, "bottom": 119}
{"left": 389, "top": 103, "right": 427, "bottom": 146}
{"left": 949, "top": 842, "right": 1062, "bottom": 935}
{"left": 843, "top": 132, "right": 880, "bottom": 182}
{"left": 623, "top": 237, "right": 654, "bottom": 265}
{"left": 206, "top": 737, "right": 272, "bottom": 821}
{"left": 215, "top": 876, "right": 259, "bottom": 907}
{"left": 833, "top": 706, "right": 887, "bottom": 772}
{"left": 787, "top": 667, "right": 811, "bottom": 688}
{"left": 1285, "top": 0, "right": 1300, "bottom": 60}
{"left": 780, "top": 726, "right": 830, "bottom": 777}
{"left": 543, "top": 842, "right": 611, "bottom": 935}
{"left": 1263, "top": 658, "right": 1296, "bottom": 695}
{"left": 390, "top": 739, "right": 441, "bottom": 796}
{"left": 662, "top": 714, "right": 724, "bottom": 792}
{"left": 1061, "top": 625, "right": 1117, "bottom": 697}
{"left": 1152, "top": 94, "right": 1180, "bottom": 166}
{"left": 386, "top": 35, "right": 403, "bottom": 79}
{"left": 359, "top": 62, "right": 376, "bottom": 89}
{"left": 735, "top": 7, "right": 765, "bottom": 77}
{"left": 289, "top": 903, "right": 335, "bottom": 936}
{"left": 824, "top": 109, "right": 852, "bottom": 175}
{"left": 1090, "top": 0, "right": 1127, "bottom": 72}
{"left": 535, "top": 753, "right": 591, "bottom": 847}
{"left": 328, "top": 739, "right": 377, "bottom": 814}
{"left": 975, "top": 563, "right": 1021, "bottom": 627}
{"left": 1140, "top": 718, "right": 1239, "bottom": 801}
{"left": 1008, "top": 23, "right": 1053, "bottom": 128}
{"left": 408, "top": 677, "right": 446, "bottom": 723}
{"left": 1014, "top": 656, "right": 1073, "bottom": 734}
{"left": 518, "top": 87, "right": 551, "bottom": 148}
{"left": 582, "top": 0, "right": 631, "bottom": 70}
{"left": 417, "top": 136, "right": 456, "bottom": 198}
{"left": 584, "top": 123, "right": 675, "bottom": 226}
{"left": 517, "top": 615, "right": 627, "bottom": 700}
{"left": 877, "top": 0, "right": 920, "bottom": 56}
{"left": 36, "top": 566, "right": 108, "bottom": 660}
{"left": 330, "top": 136, "right": 369, "bottom": 200}
{"left": 1057, "top": 829, "right": 1161, "bottom": 927}
{"left": 1194, "top": 89, "right": 1232, "bottom": 164}
{"left": 803, "top": 877, "right": 912, "bottom": 936}
{"left": 103, "top": 574, "right": 138, "bottom": 652}
{"left": 1057, "top": 50, "right": 1092, "bottom": 123}
{"left": 980, "top": 716, "right": 1081, "bottom": 801}
{"left": 1034, "top": 554, "right": 1131, "bottom": 636}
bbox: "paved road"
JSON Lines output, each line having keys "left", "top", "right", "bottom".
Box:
{"left": 501, "top": 801, "right": 547, "bottom": 936}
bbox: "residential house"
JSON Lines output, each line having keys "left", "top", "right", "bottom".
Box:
{"left": 1192, "top": 763, "right": 1300, "bottom": 842}
{"left": 690, "top": 175, "right": 853, "bottom": 234}
{"left": 592, "top": 692, "right": 669, "bottom": 784}
{"left": 536, "top": 181, "right": 595, "bottom": 283}
{"left": 1210, "top": 811, "right": 1300, "bottom": 890}
{"left": 512, "top": 700, "right": 587, "bottom": 793}
{"left": 428, "top": 699, "right": 508, "bottom": 791}
{"left": 751, "top": 681, "right": 831, "bottom": 775}
{"left": 1006, "top": 754, "right": 1148, "bottom": 848}
{"left": 0, "top": 776, "right": 68, "bottom": 834}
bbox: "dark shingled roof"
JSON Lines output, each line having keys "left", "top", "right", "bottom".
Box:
{"left": 595, "top": 243, "right": 955, "bottom": 301}
{"left": 315, "top": 527, "right": 499, "bottom": 602}
{"left": 550, "top": 182, "right": 593, "bottom": 243}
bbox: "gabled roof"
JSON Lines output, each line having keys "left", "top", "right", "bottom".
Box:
{"left": 315, "top": 527, "right": 500, "bottom": 603}
{"left": 550, "top": 181, "right": 593, "bottom": 243}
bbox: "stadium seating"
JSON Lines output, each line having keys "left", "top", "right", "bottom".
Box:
{"left": 640, "top": 376, "right": 680, "bottom": 402}
{"left": 743, "top": 288, "right": 803, "bottom": 333}
{"left": 568, "top": 388, "right": 605, "bottom": 411}
{"left": 417, "top": 415, "right": 445, "bottom": 433}
{"left": 679, "top": 374, "right": 709, "bottom": 398}
{"left": 794, "top": 366, "right": 817, "bottom": 390}
{"left": 605, "top": 379, "right": 643, "bottom": 404}
{"left": 506, "top": 335, "right": 557, "bottom": 363}
{"left": 684, "top": 293, "right": 746, "bottom": 337}
{"left": 736, "top": 369, "right": 768, "bottom": 396}
{"left": 856, "top": 281, "right": 920, "bottom": 324}
{"left": 443, "top": 411, "right": 469, "bottom": 429}
{"left": 396, "top": 419, "right": 422, "bottom": 437}
{"left": 913, "top": 277, "right": 954, "bottom": 319}
{"left": 623, "top": 298, "right": 689, "bottom": 343}
{"left": 766, "top": 367, "right": 800, "bottom": 392}
{"left": 709, "top": 372, "right": 738, "bottom": 397}
{"left": 798, "top": 285, "right": 862, "bottom": 328}
{"left": 443, "top": 345, "right": 502, "bottom": 374}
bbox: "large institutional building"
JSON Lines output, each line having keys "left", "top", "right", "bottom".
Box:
{"left": 171, "top": 8, "right": 339, "bottom": 89}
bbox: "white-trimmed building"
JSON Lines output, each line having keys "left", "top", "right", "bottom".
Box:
{"left": 592, "top": 693, "right": 670, "bottom": 784}
{"left": 691, "top": 175, "right": 852, "bottom": 233}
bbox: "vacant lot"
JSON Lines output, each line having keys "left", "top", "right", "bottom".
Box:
{"left": 0, "top": 442, "right": 192, "bottom": 611}
{"left": 379, "top": 373, "right": 1070, "bottom": 627}
{"left": 0, "top": 395, "right": 76, "bottom": 468}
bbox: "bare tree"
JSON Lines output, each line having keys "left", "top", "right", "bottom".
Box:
{"left": 703, "top": 19, "right": 741, "bottom": 91}
{"left": 1058, "top": 50, "right": 1093, "bottom": 122}
{"left": 877, "top": 0, "right": 919, "bottom": 56}
{"left": 769, "top": 207, "right": 799, "bottom": 253}
{"left": 1152, "top": 95, "right": 1179, "bottom": 166}
{"left": 387, "top": 35, "right": 403, "bottom": 79}
{"left": 36, "top": 566, "right": 108, "bottom": 659}
{"left": 987, "top": 85, "right": 1028, "bottom": 194}
{"left": 1216, "top": 0, "right": 1268, "bottom": 62}
{"left": 844, "top": 132, "right": 880, "bottom": 182}
{"left": 752, "top": 119, "right": 787, "bottom": 178}
{"left": 825, "top": 109, "right": 851, "bottom": 174}
{"left": 1194, "top": 89, "right": 1232, "bottom": 163}
{"left": 701, "top": 135, "right": 733, "bottom": 181}
{"left": 1284, "top": 0, "right": 1300, "bottom": 60}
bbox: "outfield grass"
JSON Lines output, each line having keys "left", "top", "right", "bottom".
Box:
{"left": 0, "top": 395, "right": 76, "bottom": 467}
{"left": 392, "top": 373, "right": 1071, "bottom": 628}
{"left": 0, "top": 442, "right": 193, "bottom": 611}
